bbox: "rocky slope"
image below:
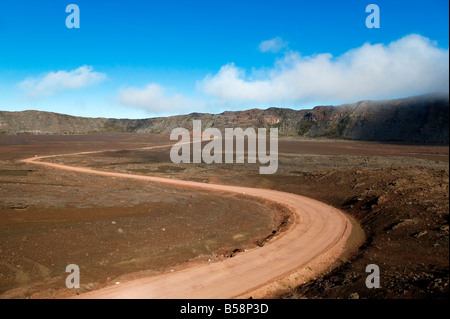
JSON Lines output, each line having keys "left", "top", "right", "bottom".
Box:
{"left": 1, "top": 93, "right": 448, "bottom": 144}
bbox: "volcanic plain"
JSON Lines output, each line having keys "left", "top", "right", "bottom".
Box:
{"left": 0, "top": 133, "right": 448, "bottom": 298}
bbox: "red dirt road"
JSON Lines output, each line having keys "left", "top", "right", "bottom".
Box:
{"left": 21, "top": 145, "right": 354, "bottom": 299}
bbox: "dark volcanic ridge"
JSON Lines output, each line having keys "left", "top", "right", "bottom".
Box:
{"left": 1, "top": 93, "right": 448, "bottom": 144}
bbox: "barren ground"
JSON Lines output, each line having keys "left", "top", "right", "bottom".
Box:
{"left": 0, "top": 133, "right": 448, "bottom": 298}
{"left": 0, "top": 134, "right": 287, "bottom": 298}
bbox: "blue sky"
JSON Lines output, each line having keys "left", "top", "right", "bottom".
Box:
{"left": 0, "top": 0, "right": 448, "bottom": 119}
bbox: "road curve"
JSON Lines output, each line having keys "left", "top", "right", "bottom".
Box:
{"left": 21, "top": 144, "right": 353, "bottom": 299}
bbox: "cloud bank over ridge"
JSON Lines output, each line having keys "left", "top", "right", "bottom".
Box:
{"left": 199, "top": 34, "right": 449, "bottom": 106}
{"left": 27, "top": 34, "right": 446, "bottom": 115}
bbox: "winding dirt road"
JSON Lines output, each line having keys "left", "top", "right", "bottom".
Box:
{"left": 21, "top": 143, "right": 354, "bottom": 299}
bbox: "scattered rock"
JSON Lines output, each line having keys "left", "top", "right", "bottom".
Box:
{"left": 349, "top": 292, "right": 360, "bottom": 299}
{"left": 413, "top": 230, "right": 428, "bottom": 238}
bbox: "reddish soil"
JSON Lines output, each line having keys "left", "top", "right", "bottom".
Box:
{"left": 0, "top": 134, "right": 285, "bottom": 298}
{"left": 1, "top": 133, "right": 448, "bottom": 299}
{"left": 59, "top": 136, "right": 448, "bottom": 299}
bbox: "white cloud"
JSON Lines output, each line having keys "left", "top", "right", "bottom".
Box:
{"left": 118, "top": 83, "right": 204, "bottom": 114}
{"left": 258, "top": 37, "right": 288, "bottom": 53}
{"left": 200, "top": 34, "right": 449, "bottom": 105}
{"left": 20, "top": 65, "right": 106, "bottom": 99}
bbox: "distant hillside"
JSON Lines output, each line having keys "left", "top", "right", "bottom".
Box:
{"left": 0, "top": 93, "right": 448, "bottom": 144}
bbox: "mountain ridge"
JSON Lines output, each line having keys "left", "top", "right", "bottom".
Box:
{"left": 1, "top": 93, "right": 448, "bottom": 144}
